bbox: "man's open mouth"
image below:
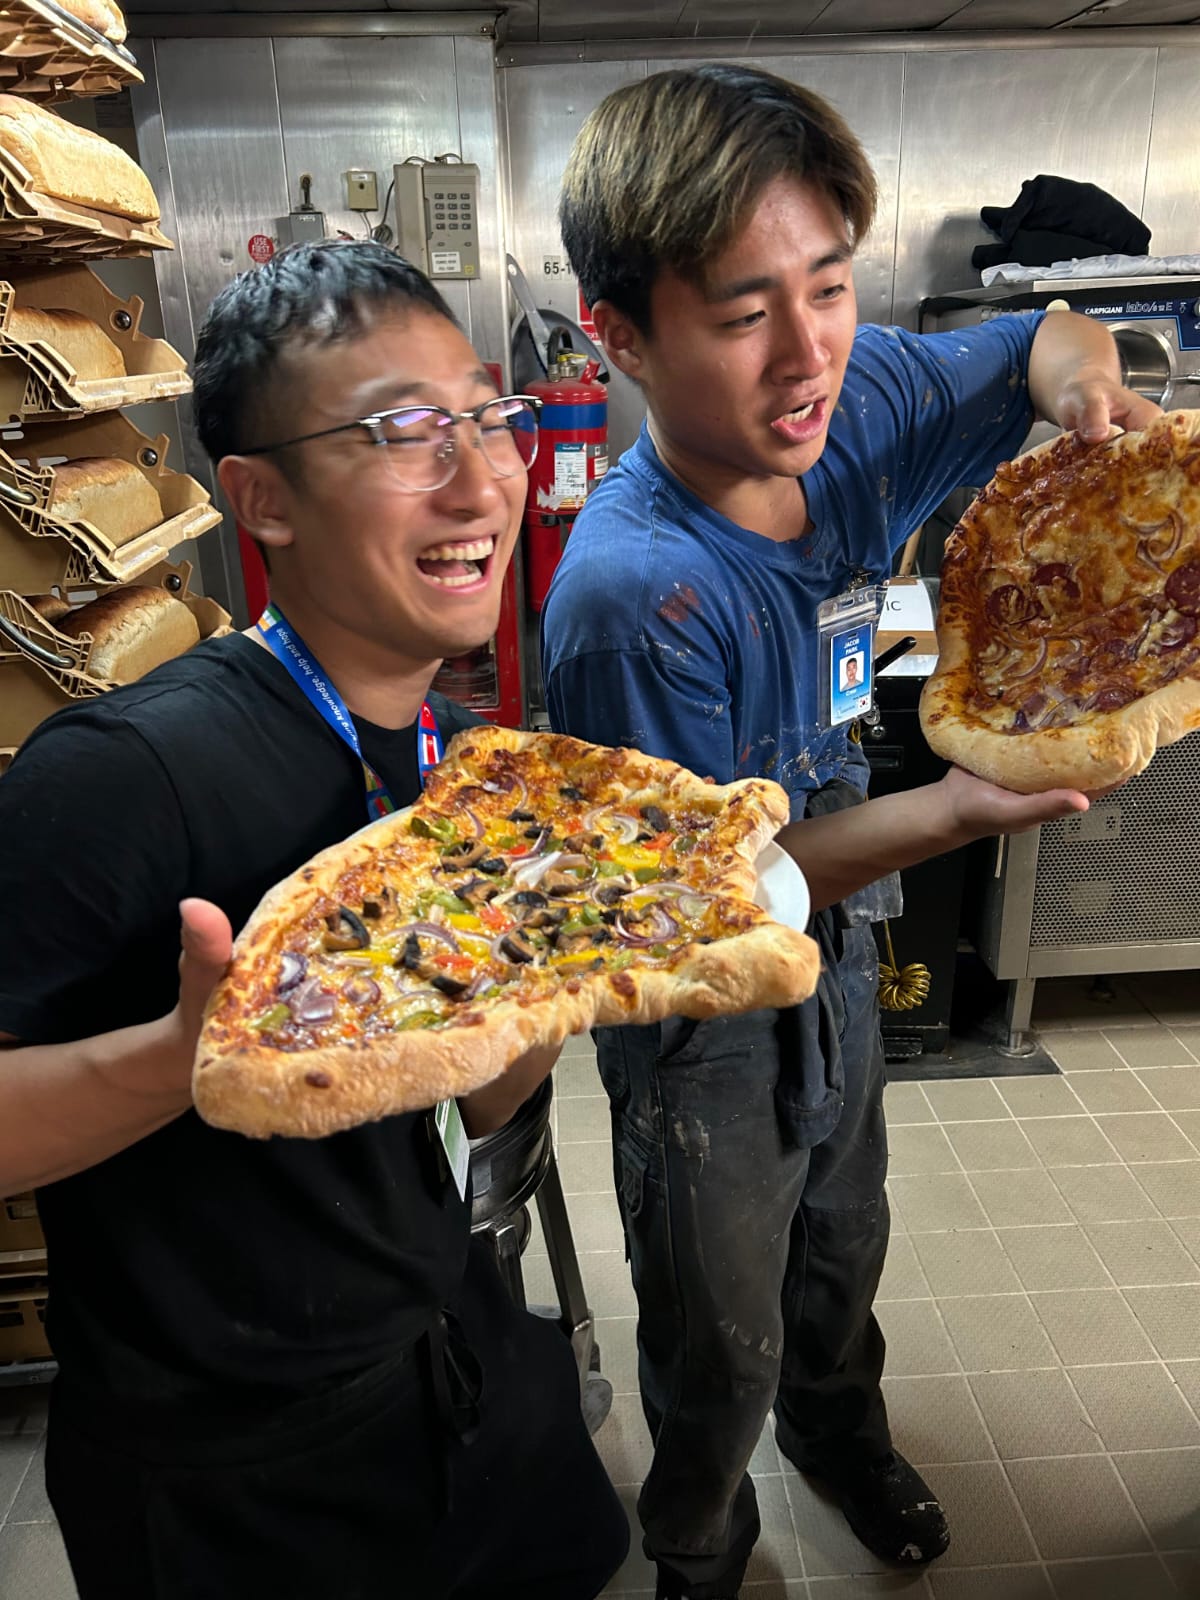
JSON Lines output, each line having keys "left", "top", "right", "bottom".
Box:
{"left": 416, "top": 536, "right": 495, "bottom": 590}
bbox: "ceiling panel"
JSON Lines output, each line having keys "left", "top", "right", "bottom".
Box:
{"left": 936, "top": 0, "right": 1099, "bottom": 26}
{"left": 227, "top": 0, "right": 385, "bottom": 11}
{"left": 1069, "top": 0, "right": 1200, "bottom": 22}
{"left": 118, "top": 0, "right": 1200, "bottom": 32}
{"left": 675, "top": 0, "right": 830, "bottom": 36}
{"left": 538, "top": 0, "right": 684, "bottom": 39}
{"left": 808, "top": 0, "right": 965, "bottom": 30}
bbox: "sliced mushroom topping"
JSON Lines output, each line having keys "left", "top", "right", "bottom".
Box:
{"left": 523, "top": 905, "right": 569, "bottom": 931}
{"left": 454, "top": 877, "right": 499, "bottom": 907}
{"left": 564, "top": 830, "right": 604, "bottom": 852}
{"left": 541, "top": 870, "right": 587, "bottom": 897}
{"left": 322, "top": 905, "right": 371, "bottom": 951}
{"left": 440, "top": 839, "right": 488, "bottom": 870}
{"left": 500, "top": 929, "right": 538, "bottom": 964}
{"left": 360, "top": 895, "right": 387, "bottom": 920}
{"left": 431, "top": 973, "right": 470, "bottom": 999}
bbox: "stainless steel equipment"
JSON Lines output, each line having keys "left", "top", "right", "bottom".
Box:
{"left": 923, "top": 276, "right": 1200, "bottom": 1050}
{"left": 970, "top": 736, "right": 1200, "bottom": 1053}
{"left": 469, "top": 1079, "right": 613, "bottom": 1434}
{"left": 920, "top": 275, "right": 1200, "bottom": 415}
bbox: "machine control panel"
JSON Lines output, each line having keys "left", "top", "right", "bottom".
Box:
{"left": 1080, "top": 294, "right": 1200, "bottom": 351}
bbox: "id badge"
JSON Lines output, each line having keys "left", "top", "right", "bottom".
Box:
{"left": 433, "top": 1097, "right": 470, "bottom": 1201}
{"left": 817, "top": 584, "right": 884, "bottom": 731}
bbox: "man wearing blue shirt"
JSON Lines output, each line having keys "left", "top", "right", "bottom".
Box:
{"left": 541, "top": 64, "right": 1158, "bottom": 1600}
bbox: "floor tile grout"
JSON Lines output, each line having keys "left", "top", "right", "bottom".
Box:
{"left": 906, "top": 1075, "right": 1170, "bottom": 1587}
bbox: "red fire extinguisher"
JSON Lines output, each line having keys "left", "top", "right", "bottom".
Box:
{"left": 523, "top": 332, "right": 607, "bottom": 611}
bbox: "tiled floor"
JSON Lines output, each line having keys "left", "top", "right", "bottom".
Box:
{"left": 4, "top": 971, "right": 1200, "bottom": 1598}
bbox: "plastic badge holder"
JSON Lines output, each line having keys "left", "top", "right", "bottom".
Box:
{"left": 817, "top": 584, "right": 884, "bottom": 731}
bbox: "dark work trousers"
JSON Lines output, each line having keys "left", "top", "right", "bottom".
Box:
{"left": 44, "top": 1237, "right": 629, "bottom": 1600}
{"left": 597, "top": 910, "right": 892, "bottom": 1598}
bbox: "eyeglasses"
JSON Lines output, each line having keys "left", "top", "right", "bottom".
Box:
{"left": 239, "top": 395, "right": 542, "bottom": 493}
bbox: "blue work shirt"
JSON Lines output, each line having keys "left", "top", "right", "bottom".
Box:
{"left": 542, "top": 316, "right": 1043, "bottom": 817}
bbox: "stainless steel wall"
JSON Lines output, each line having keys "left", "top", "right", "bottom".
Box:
{"left": 131, "top": 33, "right": 505, "bottom": 616}
{"left": 134, "top": 29, "right": 1200, "bottom": 599}
{"left": 499, "top": 42, "right": 1200, "bottom": 456}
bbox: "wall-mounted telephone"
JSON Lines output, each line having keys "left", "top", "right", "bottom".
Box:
{"left": 392, "top": 160, "right": 481, "bottom": 280}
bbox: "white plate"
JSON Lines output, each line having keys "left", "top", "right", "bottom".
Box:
{"left": 753, "top": 841, "right": 811, "bottom": 932}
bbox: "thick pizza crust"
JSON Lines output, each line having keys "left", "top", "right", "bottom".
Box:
{"left": 921, "top": 412, "right": 1200, "bottom": 794}
{"left": 194, "top": 730, "right": 818, "bottom": 1139}
{"left": 922, "top": 670, "right": 1200, "bottom": 794}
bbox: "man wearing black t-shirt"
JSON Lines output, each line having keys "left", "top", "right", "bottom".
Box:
{"left": 0, "top": 242, "right": 628, "bottom": 1599}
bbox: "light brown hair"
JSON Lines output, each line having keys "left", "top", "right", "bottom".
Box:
{"left": 559, "top": 64, "right": 878, "bottom": 331}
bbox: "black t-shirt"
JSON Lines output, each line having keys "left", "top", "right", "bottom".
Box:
{"left": 0, "top": 634, "right": 483, "bottom": 1405}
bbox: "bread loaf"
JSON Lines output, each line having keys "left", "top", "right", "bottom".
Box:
{"left": 53, "top": 0, "right": 128, "bottom": 43}
{"left": 9, "top": 307, "right": 126, "bottom": 382}
{"left": 0, "top": 98, "right": 158, "bottom": 223}
{"left": 50, "top": 458, "right": 161, "bottom": 544}
{"left": 58, "top": 586, "right": 200, "bottom": 683}
{"left": 24, "top": 593, "right": 70, "bottom": 624}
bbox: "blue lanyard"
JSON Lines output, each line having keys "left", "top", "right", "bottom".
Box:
{"left": 255, "top": 603, "right": 443, "bottom": 818}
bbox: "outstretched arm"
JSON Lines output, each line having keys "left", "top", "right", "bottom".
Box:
{"left": 778, "top": 766, "right": 1086, "bottom": 914}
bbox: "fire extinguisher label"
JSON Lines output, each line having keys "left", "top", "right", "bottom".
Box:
{"left": 593, "top": 447, "right": 609, "bottom": 481}
{"left": 553, "top": 442, "right": 588, "bottom": 509}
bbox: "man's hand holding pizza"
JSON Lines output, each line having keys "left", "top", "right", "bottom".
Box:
{"left": 1027, "top": 309, "right": 1162, "bottom": 441}
{"left": 1053, "top": 367, "right": 1162, "bottom": 444}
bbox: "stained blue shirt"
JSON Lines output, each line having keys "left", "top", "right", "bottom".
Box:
{"left": 542, "top": 316, "right": 1043, "bottom": 816}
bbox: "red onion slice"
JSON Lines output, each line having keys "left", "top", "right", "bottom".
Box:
{"left": 392, "top": 921, "right": 459, "bottom": 951}
{"left": 481, "top": 773, "right": 529, "bottom": 811}
{"left": 463, "top": 972, "right": 500, "bottom": 1001}
{"left": 1009, "top": 637, "right": 1049, "bottom": 683}
{"left": 583, "top": 808, "right": 640, "bottom": 844}
{"left": 1081, "top": 682, "right": 1137, "bottom": 714}
{"left": 278, "top": 951, "right": 306, "bottom": 993}
{"left": 1015, "top": 682, "right": 1076, "bottom": 732}
{"left": 614, "top": 905, "right": 679, "bottom": 946}
{"left": 342, "top": 974, "right": 381, "bottom": 1006}
{"left": 288, "top": 978, "right": 337, "bottom": 1026}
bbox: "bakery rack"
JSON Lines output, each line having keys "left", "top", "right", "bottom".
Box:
{"left": 0, "top": 4, "right": 226, "bottom": 1384}
{"left": 0, "top": 266, "right": 192, "bottom": 417}
{"left": 0, "top": 0, "right": 140, "bottom": 103}
{"left": 0, "top": 412, "right": 220, "bottom": 589}
{"left": 0, "top": 143, "right": 170, "bottom": 263}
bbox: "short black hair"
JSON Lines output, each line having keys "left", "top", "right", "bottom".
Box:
{"left": 191, "top": 240, "right": 456, "bottom": 463}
